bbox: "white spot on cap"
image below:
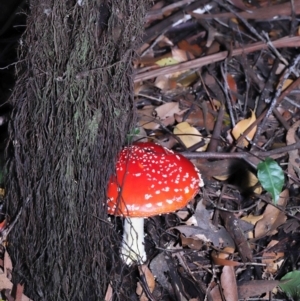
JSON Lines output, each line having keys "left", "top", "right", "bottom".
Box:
{"left": 145, "top": 194, "right": 152, "bottom": 200}
{"left": 157, "top": 202, "right": 163, "bottom": 206}
{"left": 184, "top": 187, "right": 189, "bottom": 194}
{"left": 145, "top": 203, "right": 152, "bottom": 208}
{"left": 126, "top": 204, "right": 140, "bottom": 211}
{"left": 134, "top": 173, "right": 141, "bottom": 177}
{"left": 166, "top": 199, "right": 173, "bottom": 204}
{"left": 162, "top": 187, "right": 170, "bottom": 192}
{"left": 155, "top": 190, "right": 160, "bottom": 194}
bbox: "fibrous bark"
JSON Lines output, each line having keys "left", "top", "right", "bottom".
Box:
{"left": 5, "top": 1, "right": 147, "bottom": 300}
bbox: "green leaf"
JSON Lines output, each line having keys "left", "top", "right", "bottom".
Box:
{"left": 257, "top": 157, "right": 284, "bottom": 204}
{"left": 279, "top": 270, "right": 300, "bottom": 300}
{"left": 126, "top": 127, "right": 140, "bottom": 143}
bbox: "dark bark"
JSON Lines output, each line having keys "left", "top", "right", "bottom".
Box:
{"left": 5, "top": 0, "right": 147, "bottom": 300}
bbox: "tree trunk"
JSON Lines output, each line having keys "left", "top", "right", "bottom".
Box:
{"left": 5, "top": 1, "right": 147, "bottom": 300}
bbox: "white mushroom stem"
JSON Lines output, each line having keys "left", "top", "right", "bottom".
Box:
{"left": 121, "top": 217, "right": 146, "bottom": 265}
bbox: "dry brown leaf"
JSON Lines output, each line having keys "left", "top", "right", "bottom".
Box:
{"left": 136, "top": 265, "right": 155, "bottom": 301}
{"left": 286, "top": 120, "right": 300, "bottom": 183}
{"left": 154, "top": 74, "right": 177, "bottom": 91}
{"left": 279, "top": 78, "right": 293, "bottom": 91}
{"left": 138, "top": 107, "right": 160, "bottom": 130}
{"left": 238, "top": 280, "right": 279, "bottom": 299}
{"left": 0, "top": 251, "right": 33, "bottom": 301}
{"left": 171, "top": 48, "right": 189, "bottom": 63}
{"left": 174, "top": 104, "right": 215, "bottom": 131}
{"left": 262, "top": 240, "right": 284, "bottom": 274}
{"left": 231, "top": 110, "right": 257, "bottom": 147}
{"left": 173, "top": 201, "right": 235, "bottom": 247}
{"left": 104, "top": 283, "right": 113, "bottom": 301}
{"left": 4, "top": 251, "right": 13, "bottom": 280}
{"left": 226, "top": 73, "right": 238, "bottom": 103}
{"left": 155, "top": 102, "right": 186, "bottom": 127}
{"left": 221, "top": 266, "right": 238, "bottom": 301}
{"left": 210, "top": 285, "right": 222, "bottom": 301}
{"left": 178, "top": 40, "right": 202, "bottom": 57}
{"left": 212, "top": 247, "right": 240, "bottom": 266}
{"left": 0, "top": 270, "right": 13, "bottom": 291}
{"left": 175, "top": 71, "right": 199, "bottom": 87}
{"left": 157, "top": 35, "right": 173, "bottom": 47}
{"left": 15, "top": 283, "right": 25, "bottom": 301}
{"left": 181, "top": 235, "right": 203, "bottom": 250}
{"left": 174, "top": 122, "right": 209, "bottom": 151}
{"left": 254, "top": 189, "right": 288, "bottom": 238}
{"left": 155, "top": 135, "right": 178, "bottom": 150}
{"left": 155, "top": 56, "right": 179, "bottom": 67}
{"left": 241, "top": 214, "right": 264, "bottom": 226}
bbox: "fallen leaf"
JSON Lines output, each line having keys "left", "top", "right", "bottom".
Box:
{"left": 220, "top": 211, "right": 253, "bottom": 262}
{"left": 227, "top": 73, "right": 238, "bottom": 103}
{"left": 155, "top": 57, "right": 179, "bottom": 67}
{"left": 149, "top": 253, "right": 172, "bottom": 295}
{"left": 138, "top": 107, "right": 160, "bottom": 130}
{"left": 279, "top": 78, "right": 293, "bottom": 91}
{"left": 262, "top": 240, "right": 284, "bottom": 274}
{"left": 232, "top": 110, "right": 257, "bottom": 147}
{"left": 181, "top": 235, "right": 204, "bottom": 250}
{"left": 210, "top": 284, "right": 222, "bottom": 301}
{"left": 174, "top": 103, "right": 215, "bottom": 131}
{"left": 0, "top": 270, "right": 13, "bottom": 291}
{"left": 154, "top": 74, "right": 177, "bottom": 91}
{"left": 238, "top": 280, "right": 279, "bottom": 299}
{"left": 136, "top": 265, "right": 155, "bottom": 301}
{"left": 104, "top": 283, "right": 113, "bottom": 301}
{"left": 175, "top": 71, "right": 198, "bottom": 87}
{"left": 173, "top": 201, "right": 235, "bottom": 247}
{"left": 254, "top": 189, "right": 288, "bottom": 238}
{"left": 178, "top": 40, "right": 202, "bottom": 57}
{"left": 174, "top": 122, "right": 209, "bottom": 151}
{"left": 212, "top": 247, "right": 241, "bottom": 266}
{"left": 241, "top": 214, "right": 264, "bottom": 226}
{"left": 286, "top": 120, "right": 300, "bottom": 184}
{"left": 171, "top": 48, "right": 189, "bottom": 63}
{"left": 221, "top": 266, "right": 238, "bottom": 301}
{"left": 155, "top": 102, "right": 187, "bottom": 127}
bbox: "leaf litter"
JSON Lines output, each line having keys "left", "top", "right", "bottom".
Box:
{"left": 1, "top": 0, "right": 300, "bottom": 300}
{"left": 127, "top": 0, "right": 300, "bottom": 300}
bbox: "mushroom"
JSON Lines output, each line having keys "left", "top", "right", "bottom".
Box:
{"left": 107, "top": 142, "right": 203, "bottom": 265}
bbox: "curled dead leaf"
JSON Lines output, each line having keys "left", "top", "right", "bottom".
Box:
{"left": 254, "top": 189, "right": 288, "bottom": 238}
{"left": 221, "top": 266, "right": 238, "bottom": 301}
{"left": 174, "top": 122, "right": 209, "bottom": 151}
{"left": 232, "top": 110, "right": 257, "bottom": 147}
{"left": 136, "top": 265, "right": 155, "bottom": 301}
{"left": 262, "top": 240, "right": 284, "bottom": 274}
{"left": 212, "top": 247, "right": 240, "bottom": 266}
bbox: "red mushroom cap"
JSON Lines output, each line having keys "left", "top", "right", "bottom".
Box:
{"left": 107, "top": 142, "right": 203, "bottom": 217}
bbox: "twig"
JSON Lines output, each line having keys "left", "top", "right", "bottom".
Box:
{"left": 221, "top": 61, "right": 236, "bottom": 127}
{"left": 253, "top": 55, "right": 300, "bottom": 143}
{"left": 134, "top": 36, "right": 300, "bottom": 82}
{"left": 207, "top": 105, "right": 225, "bottom": 152}
{"left": 182, "top": 140, "right": 300, "bottom": 160}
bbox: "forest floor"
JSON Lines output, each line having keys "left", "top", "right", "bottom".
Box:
{"left": 125, "top": 1, "right": 300, "bottom": 300}
{"left": 1, "top": 0, "right": 300, "bottom": 300}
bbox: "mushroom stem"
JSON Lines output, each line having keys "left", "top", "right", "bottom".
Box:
{"left": 121, "top": 217, "right": 146, "bottom": 265}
